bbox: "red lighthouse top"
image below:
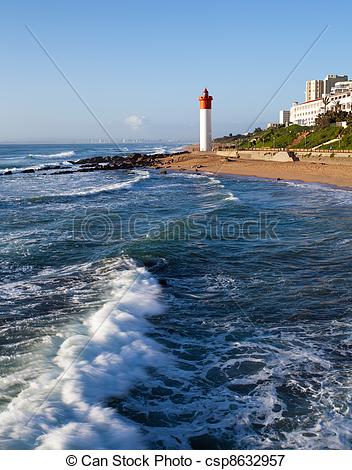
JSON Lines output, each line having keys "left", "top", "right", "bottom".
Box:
{"left": 198, "top": 88, "right": 213, "bottom": 109}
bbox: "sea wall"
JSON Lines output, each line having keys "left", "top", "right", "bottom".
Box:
{"left": 216, "top": 149, "right": 352, "bottom": 162}
{"left": 216, "top": 150, "right": 294, "bottom": 162}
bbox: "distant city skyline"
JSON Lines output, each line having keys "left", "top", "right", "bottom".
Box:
{"left": 1, "top": 0, "right": 352, "bottom": 142}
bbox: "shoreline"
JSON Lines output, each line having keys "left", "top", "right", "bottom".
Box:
{"left": 4, "top": 147, "right": 352, "bottom": 190}
{"left": 156, "top": 151, "right": 352, "bottom": 189}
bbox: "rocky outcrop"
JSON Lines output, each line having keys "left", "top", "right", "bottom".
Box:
{"left": 73, "top": 152, "right": 160, "bottom": 168}
{"left": 1, "top": 151, "right": 189, "bottom": 176}
{"left": 73, "top": 152, "right": 189, "bottom": 170}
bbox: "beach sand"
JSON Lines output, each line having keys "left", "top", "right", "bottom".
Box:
{"left": 157, "top": 152, "right": 352, "bottom": 188}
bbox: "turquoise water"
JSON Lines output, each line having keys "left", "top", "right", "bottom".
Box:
{"left": 0, "top": 144, "right": 351, "bottom": 449}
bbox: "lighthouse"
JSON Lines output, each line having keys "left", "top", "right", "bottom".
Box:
{"left": 198, "top": 88, "right": 213, "bottom": 152}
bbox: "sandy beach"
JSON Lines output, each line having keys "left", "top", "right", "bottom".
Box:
{"left": 158, "top": 151, "right": 352, "bottom": 188}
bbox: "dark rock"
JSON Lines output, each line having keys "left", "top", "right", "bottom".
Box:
{"left": 159, "top": 279, "right": 168, "bottom": 286}
{"left": 22, "top": 168, "right": 35, "bottom": 173}
{"left": 52, "top": 170, "right": 77, "bottom": 175}
{"left": 77, "top": 167, "right": 97, "bottom": 173}
{"left": 41, "top": 165, "right": 62, "bottom": 171}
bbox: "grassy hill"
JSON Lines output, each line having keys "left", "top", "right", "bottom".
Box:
{"left": 215, "top": 124, "right": 352, "bottom": 151}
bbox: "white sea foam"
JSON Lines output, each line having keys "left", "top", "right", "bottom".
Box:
{"left": 0, "top": 259, "right": 166, "bottom": 449}
{"left": 28, "top": 151, "right": 76, "bottom": 158}
{"left": 169, "top": 145, "right": 187, "bottom": 153}
{"left": 147, "top": 147, "right": 166, "bottom": 155}
{"left": 37, "top": 170, "right": 150, "bottom": 198}
{"left": 67, "top": 170, "right": 149, "bottom": 196}
{"left": 279, "top": 179, "right": 352, "bottom": 206}
{"left": 224, "top": 191, "right": 239, "bottom": 201}
{"left": 169, "top": 172, "right": 239, "bottom": 205}
{"left": 0, "top": 161, "right": 73, "bottom": 175}
{"left": 208, "top": 177, "right": 222, "bottom": 185}
{"left": 171, "top": 172, "right": 223, "bottom": 186}
{"left": 139, "top": 330, "right": 352, "bottom": 449}
{"left": 169, "top": 172, "right": 220, "bottom": 185}
{"left": 169, "top": 172, "right": 204, "bottom": 179}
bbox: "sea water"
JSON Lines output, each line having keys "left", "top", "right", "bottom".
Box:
{"left": 0, "top": 143, "right": 351, "bottom": 449}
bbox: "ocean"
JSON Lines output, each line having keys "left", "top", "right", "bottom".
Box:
{"left": 0, "top": 143, "right": 351, "bottom": 450}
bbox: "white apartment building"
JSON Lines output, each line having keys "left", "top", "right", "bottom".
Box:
{"left": 290, "top": 99, "right": 325, "bottom": 126}
{"left": 279, "top": 110, "right": 290, "bottom": 125}
{"left": 290, "top": 74, "right": 351, "bottom": 126}
{"left": 305, "top": 80, "right": 324, "bottom": 101}
{"left": 290, "top": 91, "right": 352, "bottom": 126}
{"left": 330, "top": 81, "right": 352, "bottom": 95}
{"left": 285, "top": 73, "right": 352, "bottom": 126}
{"left": 328, "top": 90, "right": 352, "bottom": 112}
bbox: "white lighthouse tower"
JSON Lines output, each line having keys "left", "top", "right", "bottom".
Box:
{"left": 198, "top": 88, "right": 213, "bottom": 151}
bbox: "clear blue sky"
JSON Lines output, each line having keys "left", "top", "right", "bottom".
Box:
{"left": 1, "top": 0, "right": 351, "bottom": 142}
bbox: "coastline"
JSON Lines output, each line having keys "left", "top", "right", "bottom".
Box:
{"left": 4, "top": 145, "right": 352, "bottom": 190}
{"left": 156, "top": 151, "right": 352, "bottom": 189}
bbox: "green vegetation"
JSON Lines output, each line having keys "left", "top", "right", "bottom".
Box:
{"left": 291, "top": 126, "right": 341, "bottom": 149}
{"left": 320, "top": 126, "right": 352, "bottom": 150}
{"left": 215, "top": 117, "right": 352, "bottom": 151}
{"left": 315, "top": 106, "right": 352, "bottom": 128}
{"left": 215, "top": 124, "right": 309, "bottom": 149}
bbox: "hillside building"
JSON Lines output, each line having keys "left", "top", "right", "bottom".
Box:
{"left": 279, "top": 110, "right": 290, "bottom": 125}
{"left": 305, "top": 80, "right": 324, "bottom": 101}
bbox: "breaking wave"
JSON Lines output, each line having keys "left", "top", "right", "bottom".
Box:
{"left": 54, "top": 170, "right": 150, "bottom": 198}
{"left": 0, "top": 161, "right": 73, "bottom": 175}
{"left": 28, "top": 151, "right": 76, "bottom": 159}
{"left": 15, "top": 170, "right": 151, "bottom": 203}
{"left": 0, "top": 259, "right": 166, "bottom": 450}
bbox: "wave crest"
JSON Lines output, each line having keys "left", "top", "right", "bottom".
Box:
{"left": 0, "top": 259, "right": 166, "bottom": 449}
{"left": 28, "top": 151, "right": 76, "bottom": 158}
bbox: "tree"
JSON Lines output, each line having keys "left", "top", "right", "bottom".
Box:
{"left": 333, "top": 100, "right": 342, "bottom": 114}
{"left": 315, "top": 108, "right": 349, "bottom": 128}
{"left": 322, "top": 96, "right": 330, "bottom": 112}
